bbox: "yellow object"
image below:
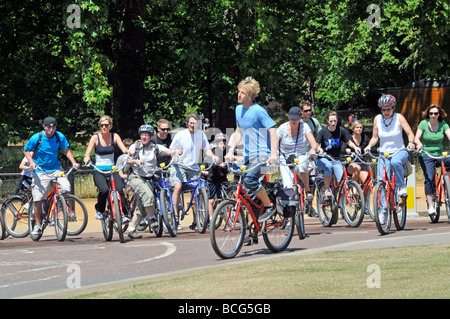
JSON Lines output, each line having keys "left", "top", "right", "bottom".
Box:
{"left": 406, "top": 187, "right": 415, "bottom": 209}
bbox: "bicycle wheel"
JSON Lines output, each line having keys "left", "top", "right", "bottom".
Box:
{"left": 316, "top": 182, "right": 338, "bottom": 227}
{"left": 196, "top": 187, "right": 209, "bottom": 233}
{"left": 160, "top": 188, "right": 178, "bottom": 237}
{"left": 1, "top": 195, "right": 30, "bottom": 238}
{"left": 262, "top": 210, "right": 295, "bottom": 253}
{"left": 102, "top": 199, "right": 114, "bottom": 241}
{"left": 364, "top": 184, "right": 375, "bottom": 221}
{"left": 295, "top": 188, "right": 306, "bottom": 240}
{"left": 210, "top": 199, "right": 246, "bottom": 259}
{"left": 112, "top": 192, "right": 124, "bottom": 243}
{"left": 64, "top": 194, "right": 88, "bottom": 236}
{"left": 393, "top": 188, "right": 407, "bottom": 231}
{"left": 152, "top": 200, "right": 164, "bottom": 237}
{"left": 0, "top": 200, "right": 6, "bottom": 240}
{"left": 53, "top": 194, "right": 68, "bottom": 241}
{"left": 341, "top": 180, "right": 365, "bottom": 227}
{"left": 443, "top": 175, "right": 450, "bottom": 223}
{"left": 373, "top": 182, "right": 392, "bottom": 235}
{"left": 28, "top": 201, "right": 43, "bottom": 241}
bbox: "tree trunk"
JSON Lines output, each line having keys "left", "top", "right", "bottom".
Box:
{"left": 113, "top": 0, "right": 146, "bottom": 139}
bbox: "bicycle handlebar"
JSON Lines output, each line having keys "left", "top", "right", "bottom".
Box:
{"left": 417, "top": 149, "right": 450, "bottom": 160}
{"left": 35, "top": 165, "right": 78, "bottom": 178}
{"left": 83, "top": 161, "right": 126, "bottom": 174}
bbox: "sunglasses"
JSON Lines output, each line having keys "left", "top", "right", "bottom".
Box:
{"left": 159, "top": 128, "right": 170, "bottom": 131}
{"left": 429, "top": 112, "right": 439, "bottom": 116}
{"left": 303, "top": 109, "right": 312, "bottom": 113}
{"left": 100, "top": 124, "right": 110, "bottom": 128}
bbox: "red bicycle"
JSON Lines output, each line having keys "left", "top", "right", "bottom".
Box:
{"left": 28, "top": 166, "right": 78, "bottom": 241}
{"left": 315, "top": 153, "right": 365, "bottom": 227}
{"left": 418, "top": 149, "right": 450, "bottom": 223}
{"left": 210, "top": 162, "right": 294, "bottom": 259}
{"left": 85, "top": 161, "right": 127, "bottom": 243}
{"left": 368, "top": 148, "right": 414, "bottom": 235}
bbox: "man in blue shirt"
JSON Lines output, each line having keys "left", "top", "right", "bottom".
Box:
{"left": 226, "top": 77, "right": 278, "bottom": 228}
{"left": 24, "top": 116, "right": 80, "bottom": 236}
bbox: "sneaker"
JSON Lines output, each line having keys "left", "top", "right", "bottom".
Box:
{"left": 95, "top": 211, "right": 103, "bottom": 220}
{"left": 324, "top": 189, "right": 332, "bottom": 201}
{"left": 398, "top": 186, "right": 408, "bottom": 197}
{"left": 128, "top": 230, "right": 142, "bottom": 239}
{"left": 428, "top": 207, "right": 437, "bottom": 217}
{"left": 148, "top": 218, "right": 158, "bottom": 230}
{"left": 378, "top": 209, "right": 387, "bottom": 225}
{"left": 31, "top": 225, "right": 42, "bottom": 236}
{"left": 243, "top": 234, "right": 258, "bottom": 246}
{"left": 306, "top": 191, "right": 314, "bottom": 202}
{"left": 122, "top": 215, "right": 130, "bottom": 223}
{"left": 258, "top": 205, "right": 275, "bottom": 223}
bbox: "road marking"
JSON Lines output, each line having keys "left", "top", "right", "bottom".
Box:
{"left": 0, "top": 275, "right": 60, "bottom": 289}
{"left": 133, "top": 242, "right": 177, "bottom": 264}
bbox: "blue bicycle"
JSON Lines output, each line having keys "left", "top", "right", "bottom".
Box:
{"left": 169, "top": 162, "right": 210, "bottom": 233}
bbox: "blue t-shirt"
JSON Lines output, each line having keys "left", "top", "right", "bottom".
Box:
{"left": 24, "top": 131, "right": 69, "bottom": 172}
{"left": 235, "top": 103, "right": 276, "bottom": 161}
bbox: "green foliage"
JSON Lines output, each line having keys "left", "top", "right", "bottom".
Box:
{"left": 0, "top": 0, "right": 449, "bottom": 150}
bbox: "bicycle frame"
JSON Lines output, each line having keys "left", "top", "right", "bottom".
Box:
{"left": 87, "top": 162, "right": 125, "bottom": 222}
{"left": 317, "top": 154, "right": 352, "bottom": 207}
{"left": 229, "top": 162, "right": 280, "bottom": 233}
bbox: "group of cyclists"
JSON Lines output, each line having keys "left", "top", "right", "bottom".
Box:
{"left": 10, "top": 76, "right": 450, "bottom": 242}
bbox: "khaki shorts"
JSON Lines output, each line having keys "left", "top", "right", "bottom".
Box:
{"left": 32, "top": 170, "right": 71, "bottom": 201}
{"left": 170, "top": 165, "right": 199, "bottom": 186}
{"left": 128, "top": 174, "right": 155, "bottom": 215}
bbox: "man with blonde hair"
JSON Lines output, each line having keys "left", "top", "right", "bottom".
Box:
{"left": 226, "top": 77, "right": 278, "bottom": 239}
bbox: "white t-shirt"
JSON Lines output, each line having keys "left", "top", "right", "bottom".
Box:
{"left": 277, "top": 122, "right": 311, "bottom": 163}
{"left": 170, "top": 129, "right": 210, "bottom": 170}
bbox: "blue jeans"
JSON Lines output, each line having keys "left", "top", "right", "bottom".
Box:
{"left": 418, "top": 155, "right": 450, "bottom": 196}
{"left": 317, "top": 157, "right": 343, "bottom": 182}
{"left": 376, "top": 149, "right": 408, "bottom": 210}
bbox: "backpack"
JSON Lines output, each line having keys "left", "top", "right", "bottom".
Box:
{"left": 275, "top": 188, "right": 299, "bottom": 218}
{"left": 32, "top": 131, "right": 61, "bottom": 158}
{"left": 122, "top": 140, "right": 158, "bottom": 174}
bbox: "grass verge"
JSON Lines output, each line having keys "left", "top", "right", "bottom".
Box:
{"left": 62, "top": 244, "right": 450, "bottom": 299}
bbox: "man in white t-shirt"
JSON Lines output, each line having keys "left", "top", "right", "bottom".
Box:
{"left": 170, "top": 113, "right": 218, "bottom": 230}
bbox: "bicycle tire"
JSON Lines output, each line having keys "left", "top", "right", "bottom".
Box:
{"left": 393, "top": 179, "right": 407, "bottom": 231}
{"left": 443, "top": 175, "right": 450, "bottom": 223}
{"left": 262, "top": 211, "right": 294, "bottom": 253}
{"left": 28, "top": 200, "right": 43, "bottom": 241}
{"left": 1, "top": 195, "right": 30, "bottom": 238}
{"left": 210, "top": 199, "right": 246, "bottom": 259}
{"left": 54, "top": 194, "right": 68, "bottom": 241}
{"left": 152, "top": 199, "right": 164, "bottom": 237}
{"left": 112, "top": 192, "right": 124, "bottom": 243}
{"left": 196, "top": 187, "right": 209, "bottom": 234}
{"left": 364, "top": 184, "right": 375, "bottom": 221}
{"left": 373, "top": 181, "right": 391, "bottom": 235}
{"left": 295, "top": 187, "right": 306, "bottom": 239}
{"left": 316, "top": 181, "right": 338, "bottom": 227}
{"left": 0, "top": 200, "right": 6, "bottom": 240}
{"left": 160, "top": 188, "right": 178, "bottom": 237}
{"left": 429, "top": 193, "right": 440, "bottom": 223}
{"left": 102, "top": 200, "right": 114, "bottom": 241}
{"left": 64, "top": 194, "right": 88, "bottom": 236}
{"left": 341, "top": 180, "right": 365, "bottom": 227}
